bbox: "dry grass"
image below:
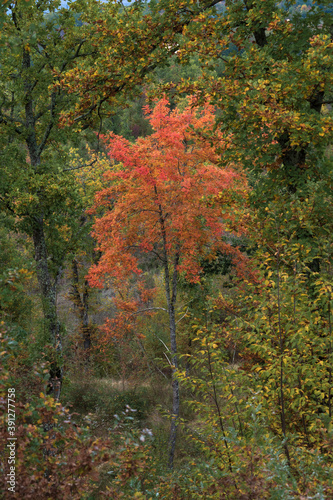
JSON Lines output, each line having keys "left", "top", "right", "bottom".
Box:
{"left": 95, "top": 377, "right": 152, "bottom": 391}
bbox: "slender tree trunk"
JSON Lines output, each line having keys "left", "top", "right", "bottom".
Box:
{"left": 328, "top": 297, "right": 332, "bottom": 419}
{"left": 168, "top": 286, "right": 179, "bottom": 468}
{"left": 72, "top": 258, "right": 91, "bottom": 361}
{"left": 276, "top": 243, "right": 290, "bottom": 465}
{"left": 165, "top": 253, "right": 180, "bottom": 470}
{"left": 23, "top": 44, "right": 62, "bottom": 399}
{"left": 32, "top": 217, "right": 62, "bottom": 400}
{"left": 82, "top": 280, "right": 90, "bottom": 351}
{"left": 155, "top": 187, "right": 180, "bottom": 468}
{"left": 207, "top": 343, "right": 233, "bottom": 473}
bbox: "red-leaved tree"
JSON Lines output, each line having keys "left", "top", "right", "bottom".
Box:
{"left": 88, "top": 97, "right": 247, "bottom": 468}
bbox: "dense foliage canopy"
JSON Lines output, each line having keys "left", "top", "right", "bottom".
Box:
{"left": 0, "top": 0, "right": 332, "bottom": 497}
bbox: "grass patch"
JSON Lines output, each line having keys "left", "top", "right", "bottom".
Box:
{"left": 62, "top": 376, "right": 154, "bottom": 433}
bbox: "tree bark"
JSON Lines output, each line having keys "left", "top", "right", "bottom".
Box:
{"left": 156, "top": 188, "right": 180, "bottom": 469}
{"left": 72, "top": 258, "right": 91, "bottom": 360}
{"left": 32, "top": 217, "right": 62, "bottom": 400}
{"left": 23, "top": 44, "right": 63, "bottom": 399}
{"left": 165, "top": 253, "right": 180, "bottom": 470}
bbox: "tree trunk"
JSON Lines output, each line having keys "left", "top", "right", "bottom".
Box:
{"left": 23, "top": 44, "right": 62, "bottom": 399}
{"left": 168, "top": 286, "right": 179, "bottom": 469}
{"left": 82, "top": 280, "right": 90, "bottom": 351}
{"left": 32, "top": 217, "right": 62, "bottom": 400}
{"left": 71, "top": 259, "right": 91, "bottom": 361}
{"left": 165, "top": 253, "right": 180, "bottom": 470}
{"left": 156, "top": 187, "right": 180, "bottom": 468}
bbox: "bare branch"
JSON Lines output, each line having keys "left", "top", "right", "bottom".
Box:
{"left": 63, "top": 159, "right": 97, "bottom": 172}
{"left": 176, "top": 307, "right": 189, "bottom": 325}
{"left": 37, "top": 92, "right": 57, "bottom": 155}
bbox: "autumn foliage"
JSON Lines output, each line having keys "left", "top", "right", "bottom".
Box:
{"left": 86, "top": 97, "right": 249, "bottom": 468}
{"left": 1, "top": 0, "right": 332, "bottom": 496}
{"left": 88, "top": 97, "right": 247, "bottom": 289}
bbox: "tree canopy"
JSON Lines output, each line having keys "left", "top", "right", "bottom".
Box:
{"left": 0, "top": 0, "right": 332, "bottom": 497}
